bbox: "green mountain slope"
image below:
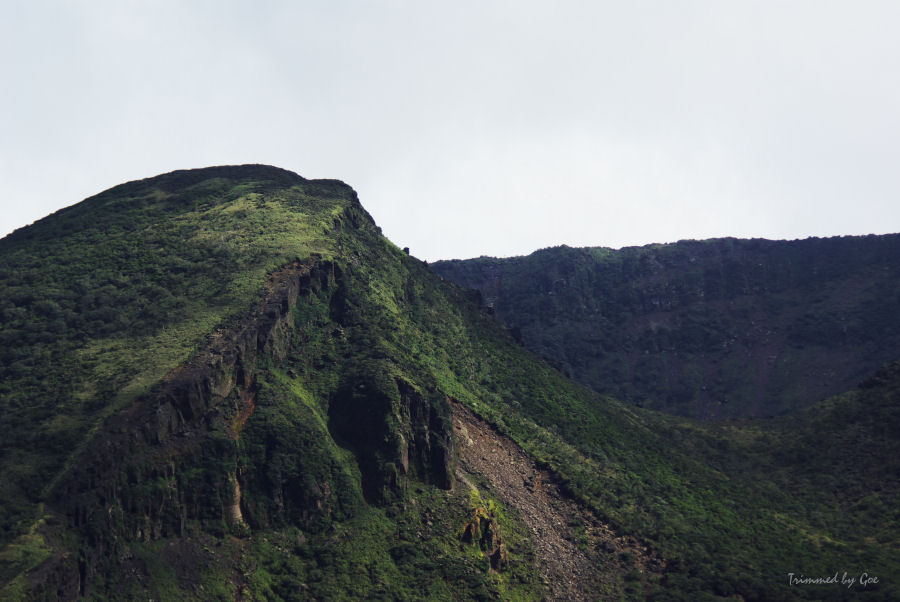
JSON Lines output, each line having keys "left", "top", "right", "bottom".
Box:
{"left": 431, "top": 238, "right": 900, "bottom": 419}
{"left": 1, "top": 166, "right": 898, "bottom": 600}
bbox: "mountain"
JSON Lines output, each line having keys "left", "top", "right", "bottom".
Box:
{"left": 1, "top": 165, "right": 898, "bottom": 600}
{"left": 432, "top": 237, "right": 900, "bottom": 419}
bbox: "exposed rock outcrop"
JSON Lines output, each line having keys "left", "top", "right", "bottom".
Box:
{"left": 461, "top": 506, "right": 508, "bottom": 572}
{"left": 44, "top": 257, "right": 333, "bottom": 596}
{"left": 327, "top": 375, "right": 454, "bottom": 503}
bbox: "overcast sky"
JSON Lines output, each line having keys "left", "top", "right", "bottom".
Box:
{"left": 2, "top": 1, "right": 898, "bottom": 261}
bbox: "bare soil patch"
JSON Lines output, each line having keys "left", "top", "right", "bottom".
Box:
{"left": 451, "top": 400, "right": 660, "bottom": 600}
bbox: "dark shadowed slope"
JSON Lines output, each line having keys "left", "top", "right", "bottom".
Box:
{"left": 432, "top": 236, "right": 900, "bottom": 419}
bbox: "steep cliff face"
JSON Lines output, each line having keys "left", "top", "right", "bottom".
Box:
{"left": 36, "top": 254, "right": 459, "bottom": 598}
{"left": 433, "top": 236, "right": 900, "bottom": 418}
{"left": 43, "top": 258, "right": 316, "bottom": 590}
{"left": 328, "top": 376, "right": 453, "bottom": 502}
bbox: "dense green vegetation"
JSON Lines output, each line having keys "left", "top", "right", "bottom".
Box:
{"left": 1, "top": 166, "right": 898, "bottom": 600}
{"left": 0, "top": 166, "right": 348, "bottom": 546}
{"left": 432, "top": 237, "right": 900, "bottom": 419}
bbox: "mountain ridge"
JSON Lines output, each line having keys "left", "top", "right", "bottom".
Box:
{"left": 1, "top": 165, "right": 898, "bottom": 600}
{"left": 432, "top": 234, "right": 900, "bottom": 419}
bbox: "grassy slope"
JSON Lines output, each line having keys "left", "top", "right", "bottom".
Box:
{"left": 0, "top": 166, "right": 897, "bottom": 600}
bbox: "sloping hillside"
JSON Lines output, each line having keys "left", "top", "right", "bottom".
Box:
{"left": 1, "top": 166, "right": 897, "bottom": 600}
{"left": 432, "top": 237, "right": 900, "bottom": 419}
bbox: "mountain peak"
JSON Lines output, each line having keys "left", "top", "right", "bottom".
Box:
{"left": 1, "top": 167, "right": 898, "bottom": 600}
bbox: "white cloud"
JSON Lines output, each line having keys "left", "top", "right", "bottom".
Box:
{"left": 2, "top": 1, "right": 899, "bottom": 260}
